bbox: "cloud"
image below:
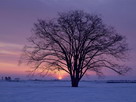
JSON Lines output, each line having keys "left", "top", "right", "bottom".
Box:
{"left": 0, "top": 42, "right": 23, "bottom": 49}
{"left": 0, "top": 42, "right": 23, "bottom": 56}
{"left": 0, "top": 62, "right": 16, "bottom": 67}
{"left": 0, "top": 50, "right": 20, "bottom": 56}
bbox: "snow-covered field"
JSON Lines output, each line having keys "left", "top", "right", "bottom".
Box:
{"left": 0, "top": 80, "right": 136, "bottom": 102}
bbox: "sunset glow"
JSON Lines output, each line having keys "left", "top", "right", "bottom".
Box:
{"left": 55, "top": 70, "right": 68, "bottom": 80}
{"left": 0, "top": 0, "right": 136, "bottom": 80}
{"left": 58, "top": 76, "right": 62, "bottom": 80}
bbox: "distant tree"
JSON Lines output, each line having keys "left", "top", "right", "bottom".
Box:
{"left": 5, "top": 76, "right": 11, "bottom": 81}
{"left": 21, "top": 10, "right": 130, "bottom": 87}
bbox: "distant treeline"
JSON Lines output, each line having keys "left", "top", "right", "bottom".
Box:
{"left": 107, "top": 80, "right": 136, "bottom": 83}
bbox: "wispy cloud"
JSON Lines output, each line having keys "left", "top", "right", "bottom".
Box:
{"left": 0, "top": 42, "right": 23, "bottom": 49}
{"left": 0, "top": 42, "right": 24, "bottom": 56}
{"left": 0, "top": 62, "right": 16, "bottom": 67}
{"left": 0, "top": 50, "right": 20, "bottom": 56}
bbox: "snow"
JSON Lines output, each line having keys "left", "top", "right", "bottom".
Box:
{"left": 0, "top": 80, "right": 136, "bottom": 102}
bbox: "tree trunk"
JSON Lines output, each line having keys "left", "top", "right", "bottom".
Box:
{"left": 71, "top": 78, "right": 79, "bottom": 87}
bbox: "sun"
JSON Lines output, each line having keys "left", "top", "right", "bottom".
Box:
{"left": 58, "top": 76, "right": 62, "bottom": 80}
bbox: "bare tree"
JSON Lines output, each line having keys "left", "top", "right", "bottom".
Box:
{"left": 21, "top": 10, "right": 130, "bottom": 87}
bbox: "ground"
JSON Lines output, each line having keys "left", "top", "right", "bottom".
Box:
{"left": 0, "top": 80, "right": 136, "bottom": 102}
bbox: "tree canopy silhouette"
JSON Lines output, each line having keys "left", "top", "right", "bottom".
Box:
{"left": 21, "top": 10, "right": 130, "bottom": 87}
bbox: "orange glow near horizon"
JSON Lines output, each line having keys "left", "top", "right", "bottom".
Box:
{"left": 0, "top": 64, "right": 68, "bottom": 79}
{"left": 55, "top": 70, "right": 68, "bottom": 80}
{"left": 58, "top": 76, "right": 62, "bottom": 80}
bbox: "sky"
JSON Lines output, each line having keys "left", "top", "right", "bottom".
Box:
{"left": 0, "top": 0, "right": 136, "bottom": 80}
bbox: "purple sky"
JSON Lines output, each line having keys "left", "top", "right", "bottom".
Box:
{"left": 0, "top": 0, "right": 136, "bottom": 80}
